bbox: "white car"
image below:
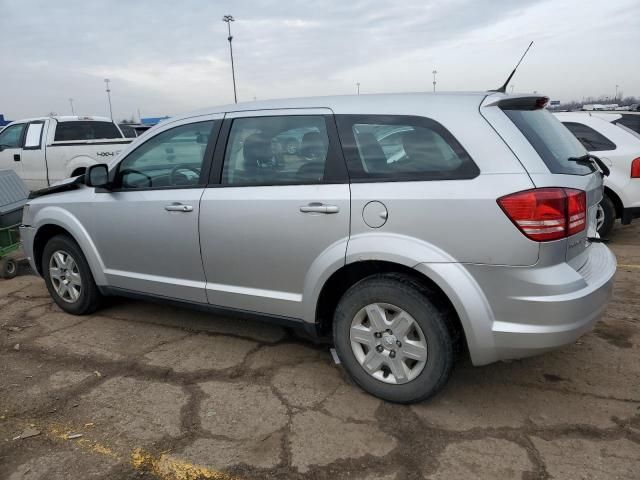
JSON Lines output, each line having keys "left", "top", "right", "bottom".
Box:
{"left": 0, "top": 116, "right": 132, "bottom": 191}
{"left": 554, "top": 112, "right": 640, "bottom": 236}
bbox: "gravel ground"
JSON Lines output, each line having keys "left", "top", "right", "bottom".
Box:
{"left": 0, "top": 223, "right": 638, "bottom": 479}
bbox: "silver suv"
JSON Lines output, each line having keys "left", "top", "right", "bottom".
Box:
{"left": 20, "top": 93, "right": 616, "bottom": 403}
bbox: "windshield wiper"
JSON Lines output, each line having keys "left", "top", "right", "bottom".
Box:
{"left": 568, "top": 154, "right": 610, "bottom": 177}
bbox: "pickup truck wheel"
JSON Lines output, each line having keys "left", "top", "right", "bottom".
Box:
{"left": 333, "top": 273, "right": 454, "bottom": 404}
{"left": 597, "top": 194, "right": 616, "bottom": 238}
{"left": 42, "top": 235, "right": 102, "bottom": 315}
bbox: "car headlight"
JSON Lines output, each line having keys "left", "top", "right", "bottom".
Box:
{"left": 21, "top": 204, "right": 31, "bottom": 226}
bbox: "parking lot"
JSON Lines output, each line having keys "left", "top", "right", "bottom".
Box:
{"left": 0, "top": 224, "right": 638, "bottom": 479}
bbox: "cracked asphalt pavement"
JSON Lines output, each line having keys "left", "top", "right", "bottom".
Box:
{"left": 1, "top": 224, "right": 639, "bottom": 479}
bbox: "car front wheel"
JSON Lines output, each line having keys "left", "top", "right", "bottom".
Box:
{"left": 333, "top": 273, "right": 455, "bottom": 404}
{"left": 42, "top": 235, "right": 102, "bottom": 315}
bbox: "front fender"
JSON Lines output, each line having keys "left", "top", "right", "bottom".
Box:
{"left": 32, "top": 206, "right": 107, "bottom": 285}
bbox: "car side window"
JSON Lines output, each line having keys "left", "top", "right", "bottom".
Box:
{"left": 0, "top": 124, "right": 26, "bottom": 149}
{"left": 24, "top": 122, "right": 44, "bottom": 149}
{"left": 222, "top": 116, "right": 329, "bottom": 185}
{"left": 615, "top": 116, "right": 640, "bottom": 135}
{"left": 116, "top": 121, "right": 214, "bottom": 189}
{"left": 562, "top": 122, "right": 616, "bottom": 151}
{"left": 336, "top": 115, "right": 479, "bottom": 181}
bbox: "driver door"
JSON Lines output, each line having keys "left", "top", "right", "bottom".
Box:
{"left": 85, "top": 116, "right": 222, "bottom": 303}
{"left": 0, "top": 123, "right": 27, "bottom": 178}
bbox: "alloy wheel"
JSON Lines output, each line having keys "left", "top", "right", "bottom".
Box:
{"left": 49, "top": 250, "right": 82, "bottom": 303}
{"left": 596, "top": 204, "right": 605, "bottom": 231}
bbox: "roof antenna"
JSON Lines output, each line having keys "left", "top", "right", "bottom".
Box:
{"left": 490, "top": 41, "right": 534, "bottom": 93}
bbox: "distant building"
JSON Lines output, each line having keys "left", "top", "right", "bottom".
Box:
{"left": 141, "top": 116, "right": 170, "bottom": 126}
{"left": 0, "top": 114, "right": 12, "bottom": 127}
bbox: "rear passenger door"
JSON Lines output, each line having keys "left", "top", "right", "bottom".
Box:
{"left": 199, "top": 110, "right": 350, "bottom": 319}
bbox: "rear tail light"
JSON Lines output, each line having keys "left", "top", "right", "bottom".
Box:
{"left": 498, "top": 188, "right": 586, "bottom": 242}
{"left": 631, "top": 158, "right": 640, "bottom": 178}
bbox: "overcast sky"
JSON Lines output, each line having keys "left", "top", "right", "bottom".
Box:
{"left": 1, "top": 0, "right": 638, "bottom": 121}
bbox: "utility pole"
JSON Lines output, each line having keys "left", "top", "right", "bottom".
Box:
{"left": 69, "top": 98, "right": 75, "bottom": 115}
{"left": 510, "top": 85, "right": 515, "bottom": 94}
{"left": 432, "top": 70, "right": 437, "bottom": 92}
{"left": 222, "top": 15, "right": 238, "bottom": 103}
{"left": 615, "top": 84, "right": 619, "bottom": 101}
{"left": 356, "top": 82, "right": 360, "bottom": 95}
{"left": 104, "top": 79, "right": 113, "bottom": 120}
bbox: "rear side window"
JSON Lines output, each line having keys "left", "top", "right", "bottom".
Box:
{"left": 119, "top": 124, "right": 138, "bottom": 138}
{"left": 336, "top": 115, "right": 479, "bottom": 181}
{"left": 502, "top": 109, "right": 592, "bottom": 175}
{"left": 222, "top": 116, "right": 332, "bottom": 185}
{"left": 614, "top": 115, "right": 640, "bottom": 134}
{"left": 54, "top": 121, "right": 122, "bottom": 141}
{"left": 562, "top": 122, "right": 616, "bottom": 152}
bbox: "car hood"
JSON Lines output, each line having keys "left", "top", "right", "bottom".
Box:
{"left": 28, "top": 175, "right": 84, "bottom": 199}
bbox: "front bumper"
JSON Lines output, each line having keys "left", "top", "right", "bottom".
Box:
{"left": 18, "top": 226, "right": 38, "bottom": 274}
{"left": 461, "top": 242, "right": 616, "bottom": 364}
{"left": 621, "top": 206, "right": 640, "bottom": 225}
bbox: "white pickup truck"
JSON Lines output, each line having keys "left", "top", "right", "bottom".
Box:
{"left": 0, "top": 116, "right": 132, "bottom": 190}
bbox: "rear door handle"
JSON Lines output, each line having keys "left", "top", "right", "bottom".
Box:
{"left": 165, "top": 203, "right": 193, "bottom": 212}
{"left": 13, "top": 154, "right": 20, "bottom": 162}
{"left": 300, "top": 203, "right": 340, "bottom": 214}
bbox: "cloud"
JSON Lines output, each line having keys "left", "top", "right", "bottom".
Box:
{"left": 0, "top": 0, "right": 638, "bottom": 120}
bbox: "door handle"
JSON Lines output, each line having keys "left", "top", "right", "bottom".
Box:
{"left": 13, "top": 154, "right": 20, "bottom": 162}
{"left": 165, "top": 203, "right": 193, "bottom": 212}
{"left": 300, "top": 203, "right": 340, "bottom": 214}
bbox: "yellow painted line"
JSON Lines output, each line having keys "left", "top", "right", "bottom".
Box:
{"left": 618, "top": 264, "right": 640, "bottom": 269}
{"left": 131, "top": 448, "right": 240, "bottom": 480}
{"left": 19, "top": 421, "right": 239, "bottom": 480}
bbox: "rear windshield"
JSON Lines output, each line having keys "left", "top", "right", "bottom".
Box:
{"left": 54, "top": 121, "right": 123, "bottom": 141}
{"left": 502, "top": 109, "right": 592, "bottom": 175}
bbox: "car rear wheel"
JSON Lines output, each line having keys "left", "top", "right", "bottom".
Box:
{"left": 333, "top": 273, "right": 454, "bottom": 404}
{"left": 597, "top": 194, "right": 616, "bottom": 238}
{"left": 42, "top": 235, "right": 102, "bottom": 315}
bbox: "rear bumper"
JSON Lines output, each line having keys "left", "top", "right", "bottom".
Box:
{"left": 18, "top": 226, "right": 38, "bottom": 274}
{"left": 442, "top": 243, "right": 616, "bottom": 365}
{"left": 621, "top": 206, "right": 640, "bottom": 225}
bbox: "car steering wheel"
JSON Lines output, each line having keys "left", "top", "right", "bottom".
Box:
{"left": 120, "top": 168, "right": 153, "bottom": 188}
{"left": 170, "top": 164, "right": 201, "bottom": 186}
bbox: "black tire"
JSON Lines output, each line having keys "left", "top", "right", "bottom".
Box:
{"left": 42, "top": 234, "right": 102, "bottom": 315}
{"left": 597, "top": 194, "right": 616, "bottom": 238}
{"left": 333, "top": 273, "right": 454, "bottom": 404}
{"left": 0, "top": 258, "right": 18, "bottom": 279}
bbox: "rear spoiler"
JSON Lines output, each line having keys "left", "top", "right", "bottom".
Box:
{"left": 484, "top": 96, "right": 549, "bottom": 110}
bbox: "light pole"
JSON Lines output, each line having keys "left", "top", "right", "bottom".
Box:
{"left": 222, "top": 15, "right": 238, "bottom": 104}
{"left": 104, "top": 79, "right": 113, "bottom": 120}
{"left": 69, "top": 98, "right": 75, "bottom": 115}
{"left": 432, "top": 70, "right": 437, "bottom": 92}
{"left": 615, "top": 84, "right": 619, "bottom": 101}
{"left": 510, "top": 85, "right": 515, "bottom": 94}
{"left": 356, "top": 82, "right": 360, "bottom": 95}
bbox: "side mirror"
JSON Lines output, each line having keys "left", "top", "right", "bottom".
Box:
{"left": 85, "top": 164, "right": 110, "bottom": 188}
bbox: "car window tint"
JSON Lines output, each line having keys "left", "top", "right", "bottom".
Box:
{"left": 614, "top": 115, "right": 640, "bottom": 134}
{"left": 0, "top": 123, "right": 26, "bottom": 148}
{"left": 54, "top": 121, "right": 122, "bottom": 141}
{"left": 119, "top": 124, "right": 138, "bottom": 138}
{"left": 336, "top": 115, "right": 479, "bottom": 181}
{"left": 117, "top": 121, "right": 214, "bottom": 189}
{"left": 562, "top": 122, "right": 616, "bottom": 151}
{"left": 222, "top": 116, "right": 329, "bottom": 185}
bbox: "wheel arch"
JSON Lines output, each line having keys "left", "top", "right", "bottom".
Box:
{"left": 604, "top": 186, "right": 623, "bottom": 219}
{"left": 32, "top": 209, "right": 107, "bottom": 285}
{"left": 313, "top": 260, "right": 471, "bottom": 356}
